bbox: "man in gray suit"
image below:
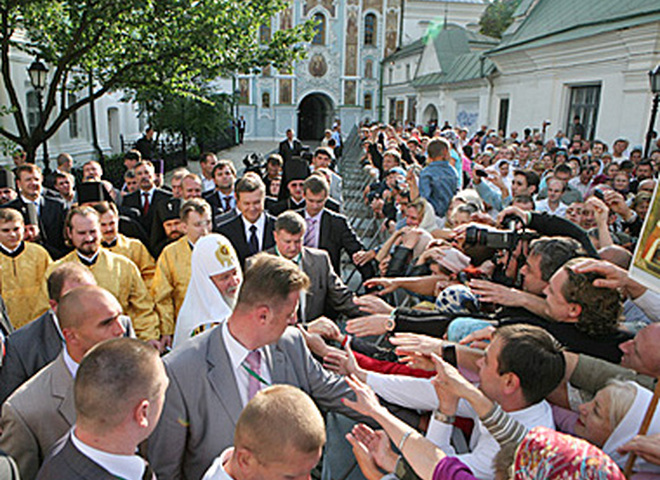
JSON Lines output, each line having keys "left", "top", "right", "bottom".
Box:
{"left": 0, "top": 286, "right": 130, "bottom": 480}
{"left": 269, "top": 211, "right": 361, "bottom": 323}
{"left": 0, "top": 263, "right": 98, "bottom": 404}
{"left": 37, "top": 338, "right": 168, "bottom": 480}
{"left": 148, "top": 253, "right": 366, "bottom": 480}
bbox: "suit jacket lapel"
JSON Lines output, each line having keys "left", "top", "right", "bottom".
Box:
{"left": 51, "top": 353, "right": 76, "bottom": 426}
{"left": 206, "top": 329, "right": 243, "bottom": 428}
{"left": 44, "top": 311, "right": 64, "bottom": 361}
{"left": 319, "top": 211, "right": 330, "bottom": 249}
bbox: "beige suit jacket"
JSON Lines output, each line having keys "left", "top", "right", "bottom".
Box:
{"left": 0, "top": 352, "right": 75, "bottom": 480}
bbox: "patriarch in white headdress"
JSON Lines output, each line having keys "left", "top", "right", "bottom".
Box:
{"left": 173, "top": 233, "right": 242, "bottom": 348}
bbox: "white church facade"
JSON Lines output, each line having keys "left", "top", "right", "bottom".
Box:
{"left": 237, "top": 0, "right": 487, "bottom": 141}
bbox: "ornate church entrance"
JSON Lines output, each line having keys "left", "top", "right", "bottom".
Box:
{"left": 297, "top": 93, "right": 334, "bottom": 141}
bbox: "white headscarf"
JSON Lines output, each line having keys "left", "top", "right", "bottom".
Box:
{"left": 603, "top": 381, "right": 660, "bottom": 473}
{"left": 172, "top": 234, "right": 242, "bottom": 349}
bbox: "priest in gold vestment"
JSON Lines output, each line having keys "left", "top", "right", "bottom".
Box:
{"left": 151, "top": 198, "right": 212, "bottom": 349}
{"left": 0, "top": 208, "right": 51, "bottom": 328}
{"left": 47, "top": 206, "right": 160, "bottom": 345}
{"left": 94, "top": 201, "right": 156, "bottom": 287}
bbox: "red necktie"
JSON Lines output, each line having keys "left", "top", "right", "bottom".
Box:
{"left": 142, "top": 192, "right": 150, "bottom": 215}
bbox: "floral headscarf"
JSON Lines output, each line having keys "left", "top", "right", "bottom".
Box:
{"left": 514, "top": 427, "right": 625, "bottom": 480}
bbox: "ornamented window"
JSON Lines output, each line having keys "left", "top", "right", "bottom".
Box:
{"left": 312, "top": 13, "right": 326, "bottom": 45}
{"left": 262, "top": 92, "right": 271, "bottom": 109}
{"left": 68, "top": 92, "right": 78, "bottom": 138}
{"left": 364, "top": 93, "right": 373, "bottom": 110}
{"left": 565, "top": 85, "right": 601, "bottom": 141}
{"left": 364, "top": 60, "right": 373, "bottom": 79}
{"left": 364, "top": 13, "right": 376, "bottom": 46}
{"left": 259, "top": 23, "right": 271, "bottom": 44}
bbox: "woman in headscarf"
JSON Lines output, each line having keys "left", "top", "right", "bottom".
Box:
{"left": 574, "top": 380, "right": 660, "bottom": 474}
{"left": 172, "top": 233, "right": 242, "bottom": 348}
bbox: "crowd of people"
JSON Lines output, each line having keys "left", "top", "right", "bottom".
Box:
{"left": 0, "top": 118, "right": 658, "bottom": 480}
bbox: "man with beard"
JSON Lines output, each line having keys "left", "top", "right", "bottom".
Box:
{"left": 172, "top": 233, "right": 242, "bottom": 348}
{"left": 94, "top": 201, "right": 156, "bottom": 287}
{"left": 46, "top": 207, "right": 160, "bottom": 345}
{"left": 151, "top": 199, "right": 212, "bottom": 350}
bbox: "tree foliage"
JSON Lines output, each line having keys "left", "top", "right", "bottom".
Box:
{"left": 479, "top": 0, "right": 522, "bottom": 39}
{"left": 0, "top": 0, "right": 315, "bottom": 162}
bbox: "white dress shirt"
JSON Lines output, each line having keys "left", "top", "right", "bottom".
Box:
{"left": 535, "top": 198, "right": 567, "bottom": 217}
{"left": 366, "top": 372, "right": 555, "bottom": 479}
{"left": 202, "top": 448, "right": 235, "bottom": 480}
{"left": 221, "top": 322, "right": 271, "bottom": 407}
{"left": 141, "top": 187, "right": 156, "bottom": 208}
{"left": 20, "top": 194, "right": 42, "bottom": 215}
{"left": 241, "top": 213, "right": 266, "bottom": 252}
{"left": 71, "top": 430, "right": 146, "bottom": 480}
{"left": 62, "top": 348, "right": 80, "bottom": 378}
{"left": 202, "top": 177, "right": 216, "bottom": 193}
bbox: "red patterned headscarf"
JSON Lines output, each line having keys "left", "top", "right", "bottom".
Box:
{"left": 514, "top": 427, "right": 625, "bottom": 480}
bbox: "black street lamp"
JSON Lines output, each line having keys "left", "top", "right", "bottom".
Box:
{"left": 644, "top": 64, "right": 660, "bottom": 159}
{"left": 27, "top": 59, "right": 50, "bottom": 173}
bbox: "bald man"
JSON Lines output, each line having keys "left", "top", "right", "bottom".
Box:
{"left": 0, "top": 263, "right": 104, "bottom": 404}
{"left": 203, "top": 385, "right": 325, "bottom": 480}
{"left": 0, "top": 286, "right": 130, "bottom": 480}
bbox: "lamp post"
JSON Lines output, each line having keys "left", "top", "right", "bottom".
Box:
{"left": 644, "top": 64, "right": 660, "bottom": 159}
{"left": 27, "top": 59, "right": 50, "bottom": 173}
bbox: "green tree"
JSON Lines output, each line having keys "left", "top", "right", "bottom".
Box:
{"left": 0, "top": 0, "right": 315, "bottom": 167}
{"left": 479, "top": 0, "right": 522, "bottom": 39}
{"left": 145, "top": 90, "right": 234, "bottom": 161}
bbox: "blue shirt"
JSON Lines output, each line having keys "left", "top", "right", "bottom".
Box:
{"left": 418, "top": 160, "right": 458, "bottom": 218}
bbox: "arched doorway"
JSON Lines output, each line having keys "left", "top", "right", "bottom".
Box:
{"left": 423, "top": 104, "right": 438, "bottom": 124}
{"left": 297, "top": 93, "right": 334, "bottom": 141}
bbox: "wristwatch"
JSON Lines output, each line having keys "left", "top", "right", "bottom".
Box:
{"left": 433, "top": 410, "right": 456, "bottom": 424}
{"left": 385, "top": 310, "right": 396, "bottom": 331}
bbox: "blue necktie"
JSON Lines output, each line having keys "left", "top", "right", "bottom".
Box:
{"left": 248, "top": 225, "right": 259, "bottom": 255}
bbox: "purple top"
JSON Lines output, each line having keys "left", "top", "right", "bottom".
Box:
{"left": 432, "top": 457, "right": 476, "bottom": 480}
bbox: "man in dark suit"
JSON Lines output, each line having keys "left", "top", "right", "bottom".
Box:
{"left": 148, "top": 253, "right": 365, "bottom": 480}
{"left": 0, "top": 170, "right": 17, "bottom": 206}
{"left": 36, "top": 338, "right": 166, "bottom": 480}
{"left": 299, "top": 176, "right": 375, "bottom": 281}
{"left": 278, "top": 129, "right": 303, "bottom": 164}
{"left": 42, "top": 153, "right": 74, "bottom": 191}
{"left": 3, "top": 164, "right": 68, "bottom": 258}
{"left": 203, "top": 160, "right": 237, "bottom": 223}
{"left": 0, "top": 286, "right": 130, "bottom": 480}
{"left": 269, "top": 212, "right": 361, "bottom": 322}
{"left": 216, "top": 174, "right": 275, "bottom": 269}
{"left": 121, "top": 161, "right": 172, "bottom": 252}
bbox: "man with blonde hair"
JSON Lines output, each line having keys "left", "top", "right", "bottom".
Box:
{"left": 149, "top": 253, "right": 363, "bottom": 479}
{"left": 203, "top": 385, "right": 325, "bottom": 480}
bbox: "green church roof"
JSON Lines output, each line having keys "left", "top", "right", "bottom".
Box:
{"left": 491, "top": 0, "right": 660, "bottom": 54}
